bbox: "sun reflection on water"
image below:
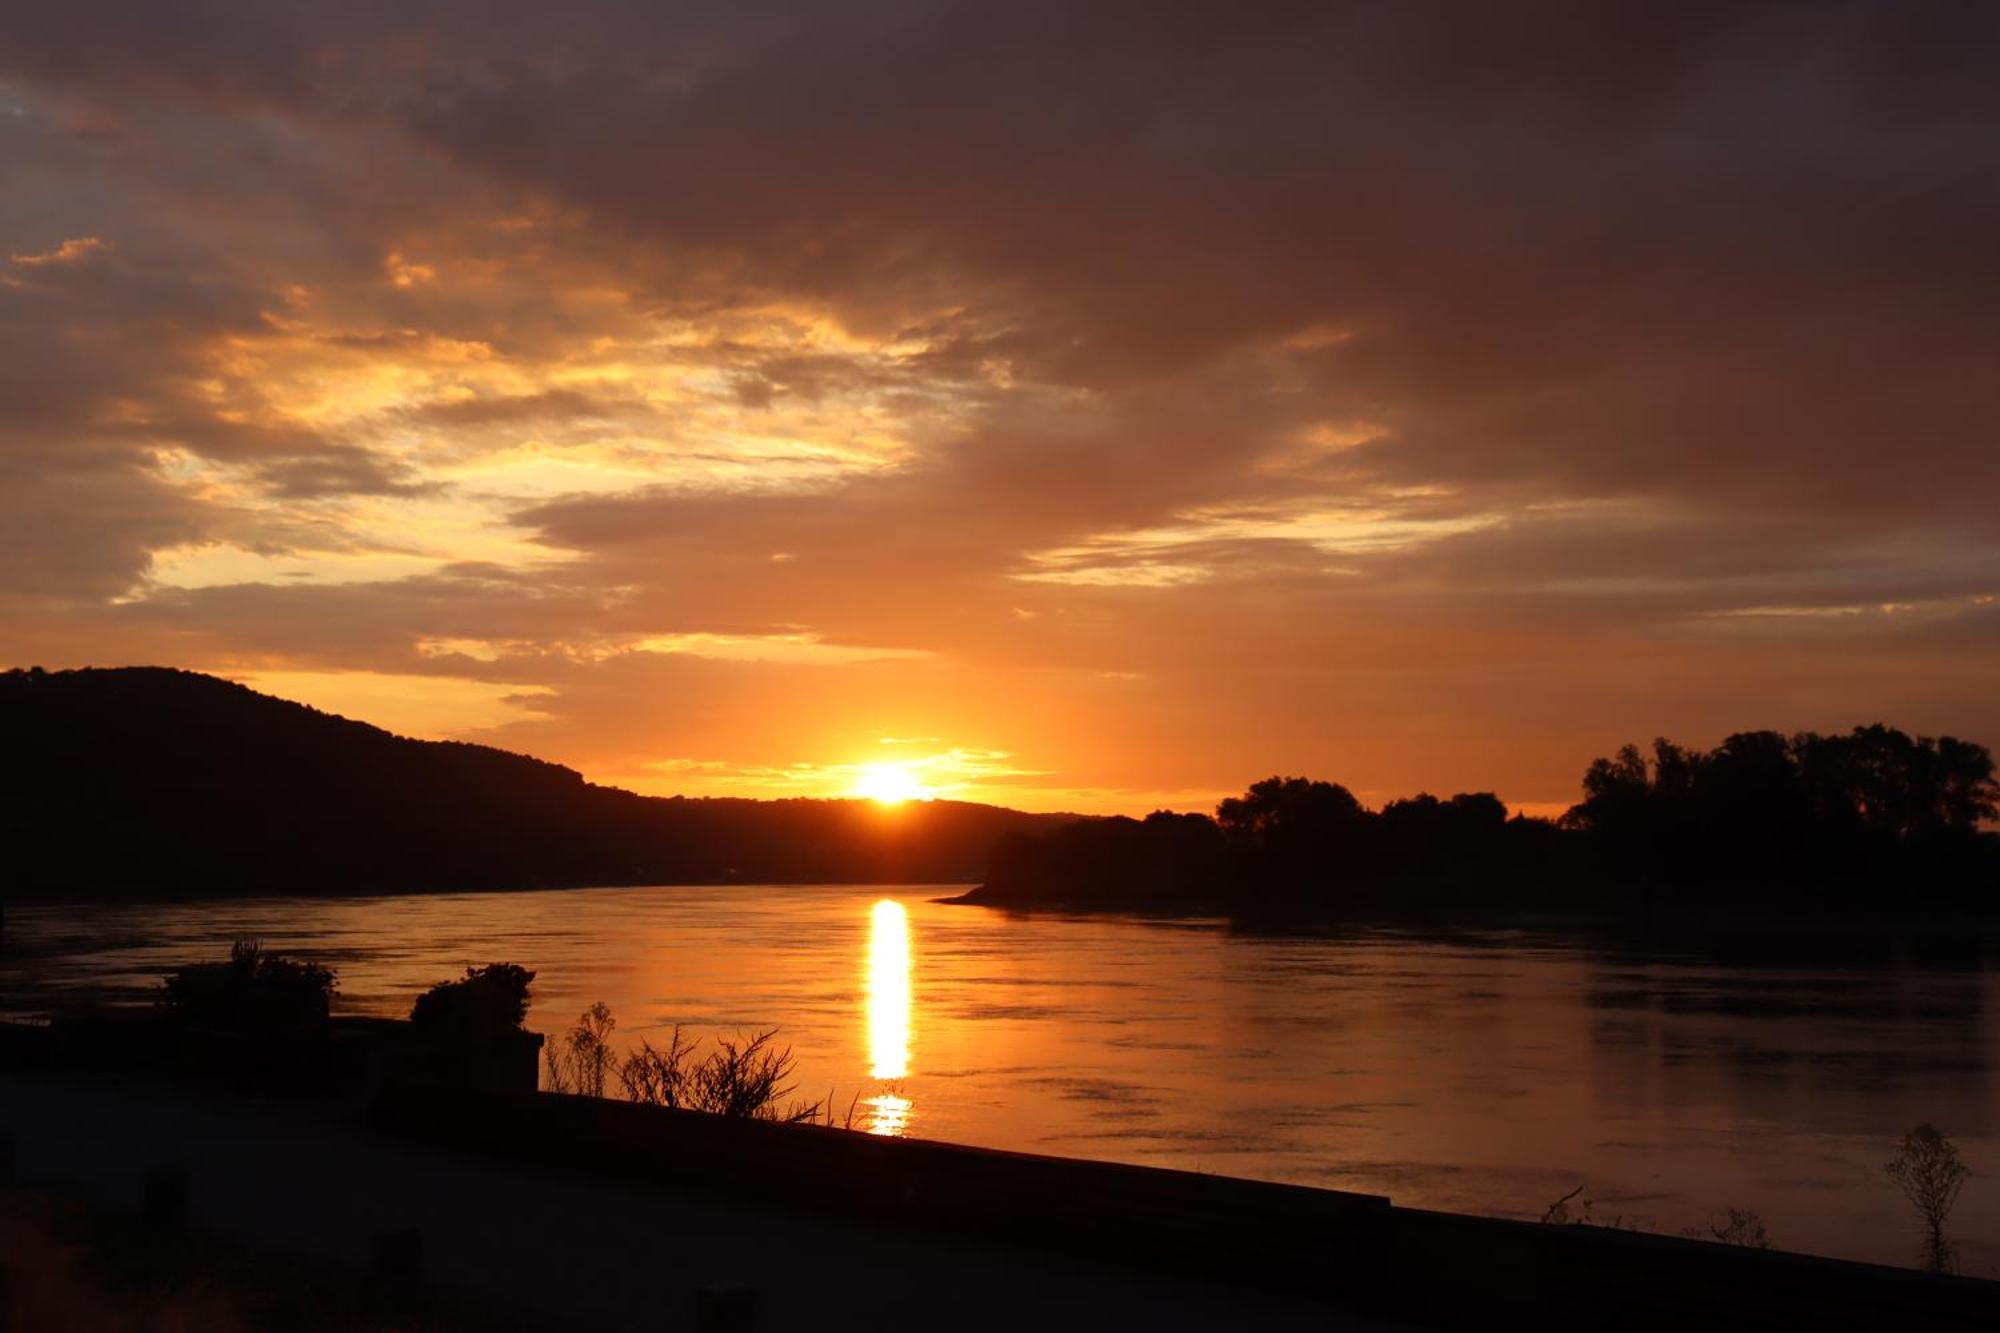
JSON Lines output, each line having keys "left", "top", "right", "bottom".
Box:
{"left": 865, "top": 898, "right": 912, "bottom": 1134}
{"left": 863, "top": 1091, "right": 912, "bottom": 1136}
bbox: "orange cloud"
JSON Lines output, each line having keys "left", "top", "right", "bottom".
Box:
{"left": 10, "top": 236, "right": 107, "bottom": 266}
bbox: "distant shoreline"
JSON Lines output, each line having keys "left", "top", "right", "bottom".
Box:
{"left": 940, "top": 884, "right": 2000, "bottom": 966}
{"left": 945, "top": 877, "right": 2000, "bottom": 924}
{"left": 6, "top": 877, "right": 980, "bottom": 910}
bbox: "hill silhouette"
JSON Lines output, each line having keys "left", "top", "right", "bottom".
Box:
{"left": 0, "top": 666, "right": 1074, "bottom": 899}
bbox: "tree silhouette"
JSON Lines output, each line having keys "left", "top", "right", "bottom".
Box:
{"left": 973, "top": 723, "right": 1998, "bottom": 914}
{"left": 1563, "top": 724, "right": 1999, "bottom": 900}
{"left": 1217, "top": 776, "right": 1368, "bottom": 884}
{"left": 1884, "top": 1124, "right": 1972, "bottom": 1273}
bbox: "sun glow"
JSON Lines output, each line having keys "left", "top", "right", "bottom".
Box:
{"left": 851, "top": 761, "right": 934, "bottom": 805}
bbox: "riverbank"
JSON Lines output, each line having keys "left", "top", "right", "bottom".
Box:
{"left": 4, "top": 1066, "right": 1996, "bottom": 1330}
{"left": 2, "top": 1070, "right": 1395, "bottom": 1332}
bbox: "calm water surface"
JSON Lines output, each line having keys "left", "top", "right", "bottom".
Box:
{"left": 4, "top": 883, "right": 1996, "bottom": 1272}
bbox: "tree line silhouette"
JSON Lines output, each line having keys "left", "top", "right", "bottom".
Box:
{"left": 8, "top": 667, "right": 1995, "bottom": 916}
{"left": 969, "top": 727, "right": 1999, "bottom": 916}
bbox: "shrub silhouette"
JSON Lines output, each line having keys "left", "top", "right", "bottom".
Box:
{"left": 544, "top": 1001, "right": 618, "bottom": 1096}
{"left": 1885, "top": 1123, "right": 1972, "bottom": 1273}
{"left": 616, "top": 1027, "right": 700, "bottom": 1108}
{"left": 1536, "top": 1185, "right": 1636, "bottom": 1231}
{"left": 606, "top": 1019, "right": 824, "bottom": 1122}
{"left": 1539, "top": 1185, "right": 1587, "bottom": 1225}
{"left": 158, "top": 939, "right": 336, "bottom": 1036}
{"left": 408, "top": 963, "right": 535, "bottom": 1045}
{"left": 1680, "top": 1208, "right": 1772, "bottom": 1249}
{"left": 688, "top": 1030, "right": 824, "bottom": 1122}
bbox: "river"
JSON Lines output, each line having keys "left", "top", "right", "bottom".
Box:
{"left": 4, "top": 882, "right": 1995, "bottom": 1272}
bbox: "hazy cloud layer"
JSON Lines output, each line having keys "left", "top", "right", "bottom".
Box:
{"left": 2, "top": 2, "right": 1996, "bottom": 810}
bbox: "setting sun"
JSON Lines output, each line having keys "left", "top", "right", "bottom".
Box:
{"left": 851, "top": 762, "right": 934, "bottom": 805}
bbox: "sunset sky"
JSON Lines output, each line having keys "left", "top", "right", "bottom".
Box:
{"left": 2, "top": 4, "right": 1996, "bottom": 814}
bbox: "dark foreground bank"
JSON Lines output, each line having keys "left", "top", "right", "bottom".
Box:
{"left": 1, "top": 1070, "right": 1391, "bottom": 1333}
{"left": 3, "top": 1040, "right": 1995, "bottom": 1330}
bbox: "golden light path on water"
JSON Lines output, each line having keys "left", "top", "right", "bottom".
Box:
{"left": 864, "top": 897, "right": 913, "bottom": 1135}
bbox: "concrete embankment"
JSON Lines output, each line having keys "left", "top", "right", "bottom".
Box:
{"left": 5, "top": 1066, "right": 1999, "bottom": 1331}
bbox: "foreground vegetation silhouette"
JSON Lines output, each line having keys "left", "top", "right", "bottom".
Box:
{"left": 544, "top": 1002, "right": 836, "bottom": 1124}
{"left": 409, "top": 964, "right": 536, "bottom": 1047}
{"left": 159, "top": 940, "right": 337, "bottom": 1037}
{"left": 1546, "top": 1123, "right": 1979, "bottom": 1274}
{"left": 966, "top": 726, "right": 2000, "bottom": 917}
{"left": 144, "top": 944, "right": 829, "bottom": 1121}
{"left": 1887, "top": 1124, "right": 1973, "bottom": 1274}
